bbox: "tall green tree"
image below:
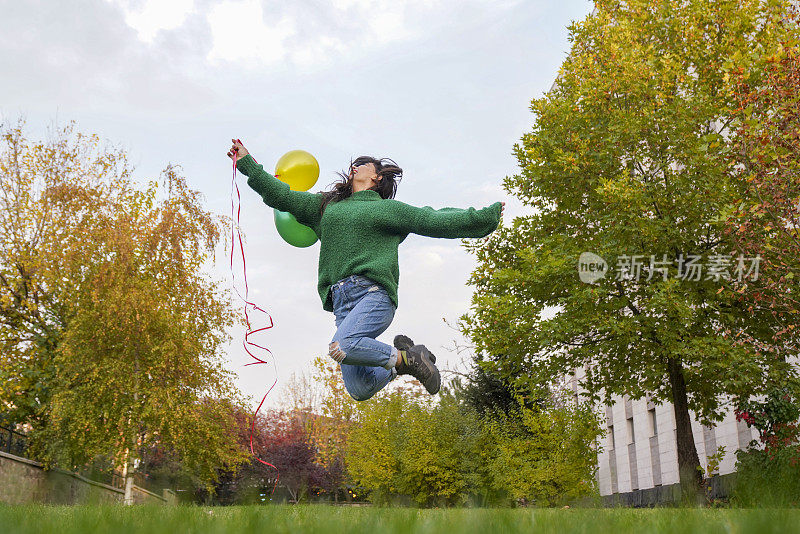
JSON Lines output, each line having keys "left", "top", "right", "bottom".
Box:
{"left": 459, "top": 0, "right": 799, "bottom": 498}
{"left": 0, "top": 118, "right": 248, "bottom": 492}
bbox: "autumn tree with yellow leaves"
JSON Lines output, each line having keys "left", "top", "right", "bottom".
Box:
{"left": 0, "top": 118, "right": 249, "bottom": 494}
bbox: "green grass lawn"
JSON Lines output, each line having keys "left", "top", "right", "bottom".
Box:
{"left": 1, "top": 504, "right": 798, "bottom": 534}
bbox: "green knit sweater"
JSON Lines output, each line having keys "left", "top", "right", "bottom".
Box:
{"left": 236, "top": 154, "right": 502, "bottom": 312}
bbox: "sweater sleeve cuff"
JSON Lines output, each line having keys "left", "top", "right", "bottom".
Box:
{"left": 489, "top": 201, "right": 502, "bottom": 224}
{"left": 236, "top": 154, "right": 260, "bottom": 177}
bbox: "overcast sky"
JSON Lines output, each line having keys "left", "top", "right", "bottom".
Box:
{"left": 1, "top": 0, "right": 593, "bottom": 410}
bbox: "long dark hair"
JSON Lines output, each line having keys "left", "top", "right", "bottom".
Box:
{"left": 318, "top": 156, "right": 403, "bottom": 216}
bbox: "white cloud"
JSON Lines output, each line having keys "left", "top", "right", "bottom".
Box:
{"left": 206, "top": 0, "right": 297, "bottom": 65}
{"left": 291, "top": 34, "right": 349, "bottom": 69}
{"left": 403, "top": 243, "right": 452, "bottom": 276}
{"left": 330, "top": 0, "right": 418, "bottom": 42}
{"left": 469, "top": 181, "right": 506, "bottom": 196}
{"left": 106, "top": 0, "right": 195, "bottom": 43}
{"left": 205, "top": 0, "right": 460, "bottom": 68}
{"left": 101, "top": 0, "right": 525, "bottom": 70}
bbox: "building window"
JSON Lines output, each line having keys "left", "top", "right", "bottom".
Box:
{"left": 627, "top": 417, "right": 634, "bottom": 445}
{"left": 648, "top": 408, "right": 657, "bottom": 437}
{"left": 608, "top": 425, "right": 615, "bottom": 450}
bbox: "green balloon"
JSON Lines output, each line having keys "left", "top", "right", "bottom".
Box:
{"left": 273, "top": 209, "right": 318, "bottom": 248}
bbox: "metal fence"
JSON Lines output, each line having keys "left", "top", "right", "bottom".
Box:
{"left": 0, "top": 425, "right": 29, "bottom": 457}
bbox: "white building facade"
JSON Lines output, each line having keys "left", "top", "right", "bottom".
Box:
{"left": 567, "top": 365, "right": 758, "bottom": 496}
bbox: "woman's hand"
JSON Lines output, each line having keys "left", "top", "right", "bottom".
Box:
{"left": 227, "top": 138, "right": 249, "bottom": 161}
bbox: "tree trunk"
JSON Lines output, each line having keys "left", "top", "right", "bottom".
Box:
{"left": 124, "top": 344, "right": 140, "bottom": 505}
{"left": 122, "top": 446, "right": 135, "bottom": 505}
{"left": 124, "top": 364, "right": 140, "bottom": 506}
{"left": 667, "top": 357, "right": 703, "bottom": 504}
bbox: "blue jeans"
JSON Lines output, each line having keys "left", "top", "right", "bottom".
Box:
{"left": 329, "top": 274, "right": 399, "bottom": 401}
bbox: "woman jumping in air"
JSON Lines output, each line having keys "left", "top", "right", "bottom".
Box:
{"left": 227, "top": 139, "right": 504, "bottom": 400}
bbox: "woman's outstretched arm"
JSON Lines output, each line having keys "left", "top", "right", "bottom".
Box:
{"left": 228, "top": 139, "right": 322, "bottom": 228}
{"left": 383, "top": 199, "right": 504, "bottom": 239}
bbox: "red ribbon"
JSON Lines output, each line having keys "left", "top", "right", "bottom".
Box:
{"left": 230, "top": 153, "right": 280, "bottom": 496}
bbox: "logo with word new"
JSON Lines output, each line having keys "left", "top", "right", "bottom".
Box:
{"left": 578, "top": 252, "right": 608, "bottom": 284}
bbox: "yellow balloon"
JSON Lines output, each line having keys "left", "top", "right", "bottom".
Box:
{"left": 274, "top": 150, "right": 320, "bottom": 192}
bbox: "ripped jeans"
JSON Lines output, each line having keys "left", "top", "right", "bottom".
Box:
{"left": 328, "top": 274, "right": 399, "bottom": 401}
